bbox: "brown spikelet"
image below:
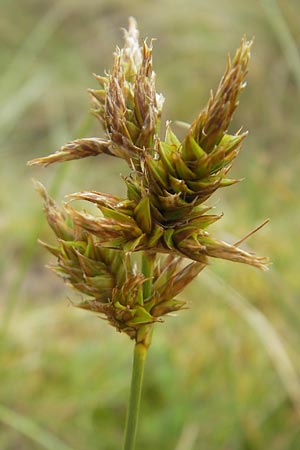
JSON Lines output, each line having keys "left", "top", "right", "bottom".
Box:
{"left": 90, "top": 17, "right": 164, "bottom": 169}
{"left": 189, "top": 37, "right": 252, "bottom": 152}
{"left": 28, "top": 138, "right": 114, "bottom": 166}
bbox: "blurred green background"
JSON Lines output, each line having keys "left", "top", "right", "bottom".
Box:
{"left": 1, "top": 0, "right": 300, "bottom": 449}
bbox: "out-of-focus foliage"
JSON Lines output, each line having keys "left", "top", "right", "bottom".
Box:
{"left": 1, "top": 0, "right": 300, "bottom": 449}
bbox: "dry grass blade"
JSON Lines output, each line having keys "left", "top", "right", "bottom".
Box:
{"left": 174, "top": 422, "right": 200, "bottom": 450}
{"left": 0, "top": 404, "right": 74, "bottom": 450}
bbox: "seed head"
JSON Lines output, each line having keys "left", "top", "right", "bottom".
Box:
{"left": 28, "top": 21, "right": 269, "bottom": 340}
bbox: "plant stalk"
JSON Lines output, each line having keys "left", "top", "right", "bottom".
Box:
{"left": 123, "top": 253, "right": 155, "bottom": 450}
{"left": 123, "top": 340, "right": 148, "bottom": 450}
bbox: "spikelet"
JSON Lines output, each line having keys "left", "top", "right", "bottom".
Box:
{"left": 28, "top": 138, "right": 116, "bottom": 166}
{"left": 90, "top": 21, "right": 164, "bottom": 162}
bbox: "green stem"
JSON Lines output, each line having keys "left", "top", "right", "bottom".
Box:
{"left": 123, "top": 252, "right": 156, "bottom": 450}
{"left": 123, "top": 341, "right": 148, "bottom": 450}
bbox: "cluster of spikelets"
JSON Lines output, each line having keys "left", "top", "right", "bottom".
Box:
{"left": 29, "top": 18, "right": 268, "bottom": 341}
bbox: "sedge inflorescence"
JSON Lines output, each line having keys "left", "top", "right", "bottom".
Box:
{"left": 29, "top": 18, "right": 268, "bottom": 341}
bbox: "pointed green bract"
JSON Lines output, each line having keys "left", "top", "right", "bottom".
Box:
{"left": 134, "top": 196, "right": 152, "bottom": 234}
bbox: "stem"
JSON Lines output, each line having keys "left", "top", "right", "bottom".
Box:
{"left": 123, "top": 341, "right": 148, "bottom": 450}
{"left": 123, "top": 252, "right": 156, "bottom": 450}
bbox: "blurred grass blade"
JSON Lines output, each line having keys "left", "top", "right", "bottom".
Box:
{"left": 201, "top": 270, "right": 300, "bottom": 416}
{"left": 0, "top": 2, "right": 71, "bottom": 97}
{"left": 45, "top": 87, "right": 71, "bottom": 148}
{"left": 174, "top": 422, "right": 199, "bottom": 450}
{"left": 0, "top": 72, "right": 50, "bottom": 145}
{"left": 0, "top": 404, "right": 75, "bottom": 450}
{"left": 261, "top": 0, "right": 300, "bottom": 92}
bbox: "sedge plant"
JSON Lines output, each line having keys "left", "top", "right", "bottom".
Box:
{"left": 28, "top": 18, "right": 269, "bottom": 450}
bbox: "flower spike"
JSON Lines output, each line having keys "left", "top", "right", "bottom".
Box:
{"left": 29, "top": 20, "right": 268, "bottom": 341}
